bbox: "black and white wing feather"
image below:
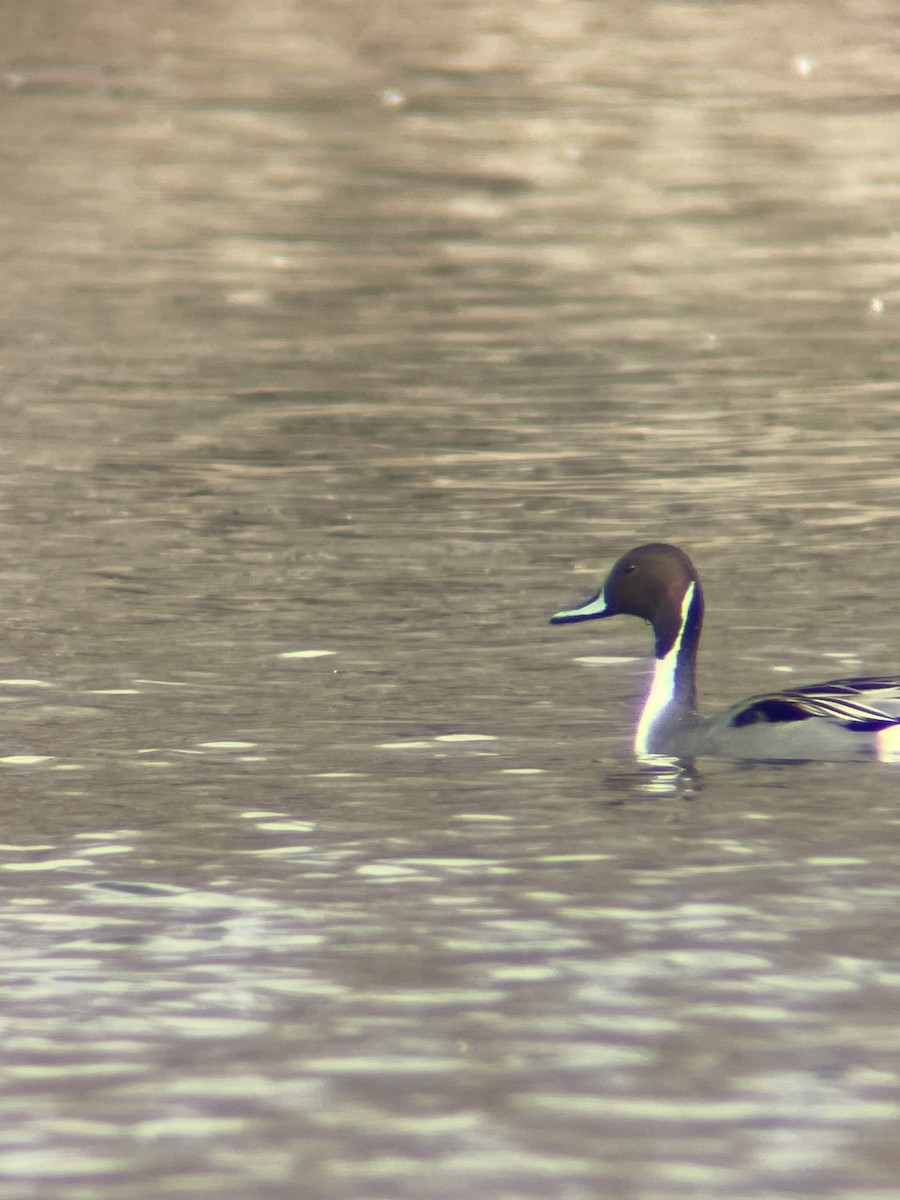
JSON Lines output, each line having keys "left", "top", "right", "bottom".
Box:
{"left": 729, "top": 676, "right": 900, "bottom": 732}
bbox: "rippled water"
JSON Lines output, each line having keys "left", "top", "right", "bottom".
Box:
{"left": 1, "top": 2, "right": 900, "bottom": 1197}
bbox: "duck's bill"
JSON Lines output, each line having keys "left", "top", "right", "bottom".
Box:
{"left": 549, "top": 589, "right": 613, "bottom": 624}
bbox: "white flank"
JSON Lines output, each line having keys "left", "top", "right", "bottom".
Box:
{"left": 634, "top": 582, "right": 695, "bottom": 757}
{"left": 876, "top": 724, "right": 900, "bottom": 763}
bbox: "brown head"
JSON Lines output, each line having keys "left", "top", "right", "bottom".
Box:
{"left": 550, "top": 543, "right": 703, "bottom": 659}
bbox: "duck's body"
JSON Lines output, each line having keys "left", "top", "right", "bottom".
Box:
{"left": 550, "top": 543, "right": 900, "bottom": 762}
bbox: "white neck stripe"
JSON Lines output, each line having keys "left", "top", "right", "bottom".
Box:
{"left": 634, "top": 581, "right": 695, "bottom": 757}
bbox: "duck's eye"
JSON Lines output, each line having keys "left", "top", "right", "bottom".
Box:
{"left": 622, "top": 562, "right": 637, "bottom": 574}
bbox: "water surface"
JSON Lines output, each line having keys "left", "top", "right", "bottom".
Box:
{"left": 1, "top": 2, "right": 900, "bottom": 1197}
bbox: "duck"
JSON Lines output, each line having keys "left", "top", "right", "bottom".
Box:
{"left": 550, "top": 542, "right": 900, "bottom": 762}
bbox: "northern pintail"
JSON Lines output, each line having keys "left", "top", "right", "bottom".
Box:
{"left": 551, "top": 543, "right": 900, "bottom": 761}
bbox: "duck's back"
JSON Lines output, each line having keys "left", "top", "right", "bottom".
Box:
{"left": 694, "top": 675, "right": 900, "bottom": 762}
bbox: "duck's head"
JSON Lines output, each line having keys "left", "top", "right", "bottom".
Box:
{"left": 550, "top": 543, "right": 703, "bottom": 658}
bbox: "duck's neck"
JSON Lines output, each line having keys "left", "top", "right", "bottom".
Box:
{"left": 634, "top": 581, "right": 703, "bottom": 757}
